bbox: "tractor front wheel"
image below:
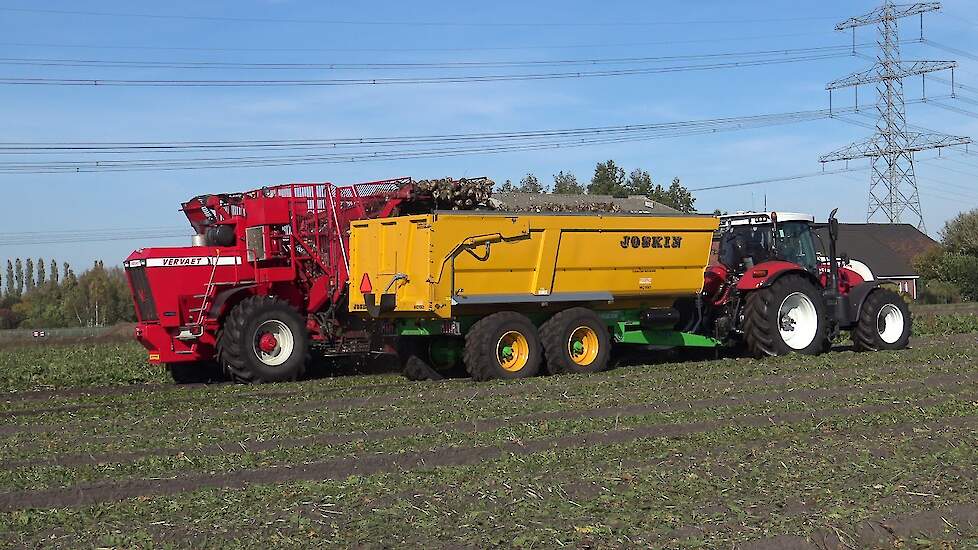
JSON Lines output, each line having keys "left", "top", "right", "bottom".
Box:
{"left": 743, "top": 275, "right": 828, "bottom": 357}
{"left": 464, "top": 312, "right": 542, "bottom": 381}
{"left": 217, "top": 296, "right": 309, "bottom": 383}
{"left": 852, "top": 288, "right": 912, "bottom": 351}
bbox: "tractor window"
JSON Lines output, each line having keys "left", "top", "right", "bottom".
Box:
{"left": 718, "top": 225, "right": 774, "bottom": 270}
{"left": 776, "top": 222, "right": 819, "bottom": 272}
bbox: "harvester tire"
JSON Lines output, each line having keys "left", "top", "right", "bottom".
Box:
{"left": 217, "top": 296, "right": 309, "bottom": 383}
{"left": 743, "top": 275, "right": 828, "bottom": 357}
{"left": 852, "top": 288, "right": 912, "bottom": 352}
{"left": 540, "top": 307, "right": 611, "bottom": 375}
{"left": 167, "top": 361, "right": 223, "bottom": 384}
{"left": 464, "top": 312, "right": 542, "bottom": 381}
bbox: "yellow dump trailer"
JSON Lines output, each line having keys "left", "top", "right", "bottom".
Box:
{"left": 348, "top": 212, "right": 719, "bottom": 381}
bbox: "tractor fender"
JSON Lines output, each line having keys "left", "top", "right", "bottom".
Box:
{"left": 842, "top": 281, "right": 885, "bottom": 327}
{"left": 209, "top": 284, "right": 258, "bottom": 319}
{"left": 735, "top": 261, "right": 819, "bottom": 292}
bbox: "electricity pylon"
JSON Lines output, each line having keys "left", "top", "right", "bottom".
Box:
{"left": 819, "top": 1, "right": 970, "bottom": 232}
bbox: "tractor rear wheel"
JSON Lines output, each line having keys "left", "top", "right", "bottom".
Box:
{"left": 852, "top": 288, "right": 912, "bottom": 351}
{"left": 464, "top": 312, "right": 542, "bottom": 381}
{"left": 743, "top": 275, "right": 828, "bottom": 357}
{"left": 540, "top": 307, "right": 611, "bottom": 375}
{"left": 217, "top": 296, "right": 309, "bottom": 383}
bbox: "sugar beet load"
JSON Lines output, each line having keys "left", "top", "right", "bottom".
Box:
{"left": 125, "top": 178, "right": 911, "bottom": 383}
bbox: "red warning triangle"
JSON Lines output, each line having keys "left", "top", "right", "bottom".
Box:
{"left": 359, "top": 273, "right": 373, "bottom": 293}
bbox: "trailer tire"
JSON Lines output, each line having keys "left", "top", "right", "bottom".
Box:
{"left": 464, "top": 312, "right": 542, "bottom": 381}
{"left": 743, "top": 275, "right": 828, "bottom": 357}
{"left": 167, "top": 361, "right": 223, "bottom": 384}
{"left": 852, "top": 288, "right": 912, "bottom": 352}
{"left": 217, "top": 296, "right": 309, "bottom": 383}
{"left": 540, "top": 307, "right": 611, "bottom": 375}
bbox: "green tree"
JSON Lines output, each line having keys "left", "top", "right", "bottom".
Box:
{"left": 14, "top": 259, "right": 23, "bottom": 298}
{"left": 25, "top": 258, "right": 35, "bottom": 294}
{"left": 665, "top": 177, "right": 696, "bottom": 213}
{"left": 497, "top": 179, "right": 515, "bottom": 193}
{"left": 589, "top": 160, "right": 627, "bottom": 196}
{"left": 37, "top": 257, "right": 46, "bottom": 287}
{"left": 552, "top": 171, "right": 584, "bottom": 194}
{"left": 625, "top": 168, "right": 654, "bottom": 196}
{"left": 517, "top": 173, "right": 546, "bottom": 193}
{"left": 940, "top": 208, "right": 978, "bottom": 256}
{"left": 50, "top": 259, "right": 59, "bottom": 287}
{"left": 4, "top": 260, "right": 12, "bottom": 299}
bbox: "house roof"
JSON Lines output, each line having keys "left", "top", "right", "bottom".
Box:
{"left": 491, "top": 193, "right": 680, "bottom": 214}
{"left": 813, "top": 223, "right": 939, "bottom": 278}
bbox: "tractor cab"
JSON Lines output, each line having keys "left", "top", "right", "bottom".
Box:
{"left": 716, "top": 212, "right": 820, "bottom": 275}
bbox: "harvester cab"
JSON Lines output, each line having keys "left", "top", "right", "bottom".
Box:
{"left": 703, "top": 210, "right": 912, "bottom": 357}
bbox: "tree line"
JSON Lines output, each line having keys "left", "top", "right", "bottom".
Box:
{"left": 496, "top": 159, "right": 697, "bottom": 213}
{"left": 0, "top": 259, "right": 134, "bottom": 329}
{"left": 913, "top": 208, "right": 978, "bottom": 303}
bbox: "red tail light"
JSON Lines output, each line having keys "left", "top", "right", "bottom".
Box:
{"left": 359, "top": 273, "right": 373, "bottom": 293}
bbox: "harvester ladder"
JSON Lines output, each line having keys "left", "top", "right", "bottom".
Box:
{"left": 189, "top": 250, "right": 222, "bottom": 336}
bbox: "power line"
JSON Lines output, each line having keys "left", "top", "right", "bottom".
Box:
{"left": 690, "top": 166, "right": 872, "bottom": 191}
{"left": 0, "top": 105, "right": 877, "bottom": 173}
{"left": 0, "top": 31, "right": 840, "bottom": 54}
{"left": 0, "top": 52, "right": 850, "bottom": 87}
{"left": 0, "top": 43, "right": 875, "bottom": 71}
{"left": 0, "top": 105, "right": 863, "bottom": 154}
{"left": 0, "top": 6, "right": 842, "bottom": 28}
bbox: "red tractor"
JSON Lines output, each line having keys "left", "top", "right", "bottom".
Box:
{"left": 699, "top": 210, "right": 912, "bottom": 356}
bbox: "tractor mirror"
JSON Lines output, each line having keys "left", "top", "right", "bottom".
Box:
{"left": 828, "top": 208, "right": 839, "bottom": 241}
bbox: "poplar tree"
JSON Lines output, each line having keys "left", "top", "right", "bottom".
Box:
{"left": 14, "top": 259, "right": 23, "bottom": 298}
{"left": 25, "top": 258, "right": 35, "bottom": 293}
{"left": 37, "top": 257, "right": 46, "bottom": 287}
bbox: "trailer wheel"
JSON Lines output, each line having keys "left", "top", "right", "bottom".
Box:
{"left": 167, "top": 361, "right": 224, "bottom": 384}
{"left": 540, "top": 307, "right": 611, "bottom": 375}
{"left": 743, "top": 275, "right": 828, "bottom": 357}
{"left": 852, "top": 288, "right": 912, "bottom": 352}
{"left": 217, "top": 296, "right": 309, "bottom": 383}
{"left": 464, "top": 312, "right": 542, "bottom": 381}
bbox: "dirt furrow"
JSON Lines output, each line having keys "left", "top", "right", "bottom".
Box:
{"left": 743, "top": 504, "right": 978, "bottom": 549}
{"left": 3, "top": 372, "right": 976, "bottom": 469}
{"left": 3, "top": 343, "right": 976, "bottom": 438}
{"left": 0, "top": 395, "right": 970, "bottom": 512}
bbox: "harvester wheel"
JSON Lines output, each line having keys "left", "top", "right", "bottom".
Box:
{"left": 852, "top": 288, "right": 912, "bottom": 352}
{"left": 167, "top": 361, "right": 223, "bottom": 384}
{"left": 217, "top": 296, "right": 309, "bottom": 383}
{"left": 540, "top": 307, "right": 611, "bottom": 375}
{"left": 464, "top": 312, "right": 542, "bottom": 381}
{"left": 743, "top": 275, "right": 828, "bottom": 357}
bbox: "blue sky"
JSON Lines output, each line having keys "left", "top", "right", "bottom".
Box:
{"left": 1, "top": 0, "right": 977, "bottom": 270}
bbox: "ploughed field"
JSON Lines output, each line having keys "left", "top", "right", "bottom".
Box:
{"left": 1, "top": 313, "right": 977, "bottom": 548}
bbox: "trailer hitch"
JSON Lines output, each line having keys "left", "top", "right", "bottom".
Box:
{"left": 364, "top": 273, "right": 407, "bottom": 317}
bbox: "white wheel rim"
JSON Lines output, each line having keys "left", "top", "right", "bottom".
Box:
{"left": 253, "top": 320, "right": 295, "bottom": 367}
{"left": 877, "top": 303, "right": 904, "bottom": 344}
{"left": 777, "top": 292, "right": 819, "bottom": 350}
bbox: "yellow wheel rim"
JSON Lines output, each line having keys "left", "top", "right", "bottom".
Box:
{"left": 496, "top": 331, "right": 530, "bottom": 372}
{"left": 568, "top": 326, "right": 600, "bottom": 366}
